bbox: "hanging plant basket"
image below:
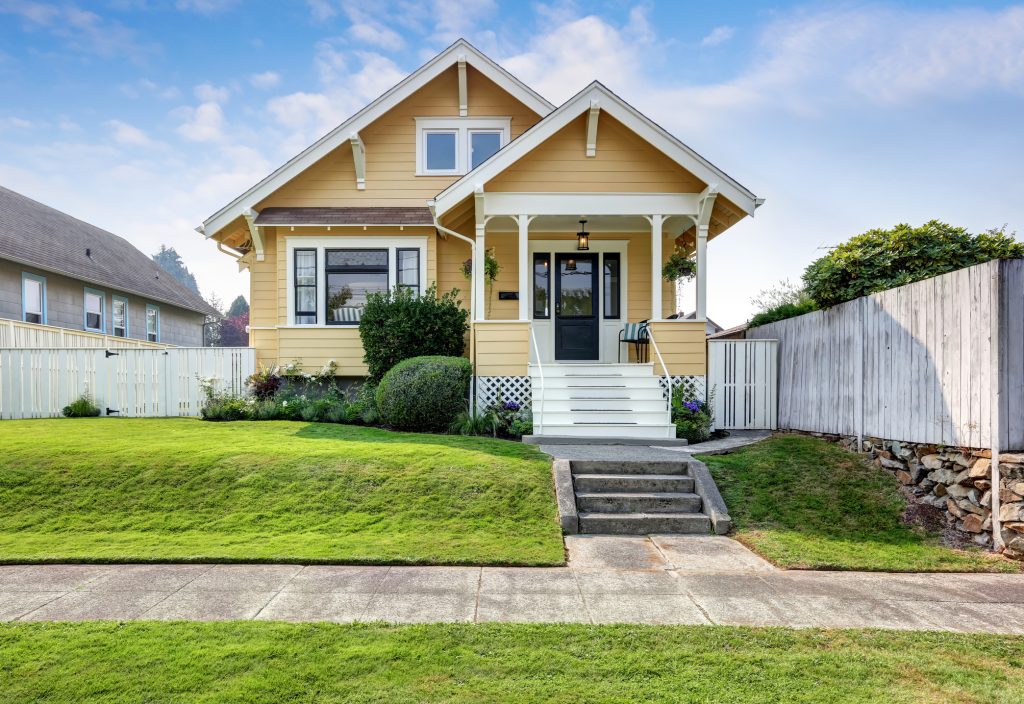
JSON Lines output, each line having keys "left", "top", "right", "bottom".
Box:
{"left": 662, "top": 249, "right": 698, "bottom": 283}
{"left": 461, "top": 248, "right": 501, "bottom": 283}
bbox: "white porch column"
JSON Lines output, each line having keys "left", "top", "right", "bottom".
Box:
{"left": 650, "top": 214, "right": 664, "bottom": 320}
{"left": 696, "top": 225, "right": 708, "bottom": 320}
{"left": 474, "top": 225, "right": 486, "bottom": 321}
{"left": 517, "top": 214, "right": 530, "bottom": 320}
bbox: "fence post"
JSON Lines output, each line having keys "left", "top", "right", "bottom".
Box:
{"left": 855, "top": 296, "right": 865, "bottom": 452}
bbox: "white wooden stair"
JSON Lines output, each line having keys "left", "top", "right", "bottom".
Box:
{"left": 528, "top": 363, "right": 675, "bottom": 439}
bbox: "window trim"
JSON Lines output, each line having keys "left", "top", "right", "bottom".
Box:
{"left": 285, "top": 236, "right": 429, "bottom": 327}
{"left": 21, "top": 272, "right": 46, "bottom": 325}
{"left": 293, "top": 248, "right": 318, "bottom": 326}
{"left": 324, "top": 248, "right": 389, "bottom": 327}
{"left": 112, "top": 295, "right": 129, "bottom": 337}
{"left": 83, "top": 287, "right": 105, "bottom": 333}
{"left": 414, "top": 117, "right": 511, "bottom": 176}
{"left": 602, "top": 253, "right": 621, "bottom": 320}
{"left": 146, "top": 304, "right": 160, "bottom": 342}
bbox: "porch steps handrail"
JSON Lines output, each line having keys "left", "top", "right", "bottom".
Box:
{"left": 529, "top": 327, "right": 544, "bottom": 435}
{"left": 645, "top": 326, "right": 673, "bottom": 418}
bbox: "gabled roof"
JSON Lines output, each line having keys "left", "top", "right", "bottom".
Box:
{"left": 433, "top": 81, "right": 761, "bottom": 218}
{"left": 200, "top": 39, "right": 554, "bottom": 239}
{"left": 0, "top": 185, "right": 219, "bottom": 317}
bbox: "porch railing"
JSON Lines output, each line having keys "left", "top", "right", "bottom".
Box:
{"left": 645, "top": 325, "right": 673, "bottom": 419}
{"left": 529, "top": 327, "right": 544, "bottom": 435}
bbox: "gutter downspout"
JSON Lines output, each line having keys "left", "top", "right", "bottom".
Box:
{"left": 429, "top": 200, "right": 478, "bottom": 414}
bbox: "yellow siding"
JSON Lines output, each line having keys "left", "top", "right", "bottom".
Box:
{"left": 647, "top": 321, "right": 706, "bottom": 375}
{"left": 257, "top": 66, "right": 541, "bottom": 210}
{"left": 250, "top": 328, "right": 279, "bottom": 368}
{"left": 277, "top": 327, "right": 369, "bottom": 376}
{"left": 488, "top": 113, "right": 707, "bottom": 194}
{"left": 473, "top": 322, "right": 530, "bottom": 376}
{"left": 436, "top": 232, "right": 472, "bottom": 310}
{"left": 249, "top": 229, "right": 278, "bottom": 327}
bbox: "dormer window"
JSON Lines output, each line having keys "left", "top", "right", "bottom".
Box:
{"left": 415, "top": 117, "right": 510, "bottom": 176}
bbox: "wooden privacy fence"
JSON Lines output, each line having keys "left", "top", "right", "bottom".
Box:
{"left": 746, "top": 259, "right": 1024, "bottom": 450}
{"left": 0, "top": 318, "right": 167, "bottom": 349}
{"left": 0, "top": 347, "right": 254, "bottom": 420}
{"left": 707, "top": 339, "right": 778, "bottom": 430}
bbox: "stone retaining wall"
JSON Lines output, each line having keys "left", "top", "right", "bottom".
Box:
{"left": 795, "top": 432, "right": 1024, "bottom": 560}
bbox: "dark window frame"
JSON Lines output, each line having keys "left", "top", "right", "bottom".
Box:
{"left": 396, "top": 248, "right": 420, "bottom": 295}
{"left": 293, "top": 248, "right": 317, "bottom": 325}
{"left": 603, "top": 253, "right": 621, "bottom": 320}
{"left": 533, "top": 252, "right": 551, "bottom": 319}
{"left": 324, "top": 248, "right": 389, "bottom": 326}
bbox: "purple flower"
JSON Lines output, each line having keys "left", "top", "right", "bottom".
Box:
{"left": 683, "top": 400, "right": 702, "bottom": 413}
{"left": 503, "top": 401, "right": 521, "bottom": 412}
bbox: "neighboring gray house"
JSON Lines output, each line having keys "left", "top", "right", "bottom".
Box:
{"left": 0, "top": 185, "right": 218, "bottom": 346}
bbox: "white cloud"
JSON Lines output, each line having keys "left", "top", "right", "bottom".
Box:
{"left": 306, "top": 0, "right": 336, "bottom": 22}
{"left": 194, "top": 82, "right": 230, "bottom": 104}
{"left": 175, "top": 0, "right": 238, "bottom": 14}
{"left": 248, "top": 70, "right": 281, "bottom": 89}
{"left": 432, "top": 0, "right": 496, "bottom": 43}
{"left": 122, "top": 79, "right": 180, "bottom": 100}
{"left": 1, "top": 2, "right": 153, "bottom": 60}
{"left": 342, "top": 0, "right": 405, "bottom": 50}
{"left": 175, "top": 102, "right": 225, "bottom": 143}
{"left": 700, "top": 25, "right": 735, "bottom": 47}
{"left": 1, "top": 116, "right": 34, "bottom": 130}
{"left": 107, "top": 119, "right": 155, "bottom": 147}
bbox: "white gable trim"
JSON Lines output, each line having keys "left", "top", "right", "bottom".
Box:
{"left": 200, "top": 39, "right": 553, "bottom": 239}
{"left": 434, "top": 82, "right": 761, "bottom": 218}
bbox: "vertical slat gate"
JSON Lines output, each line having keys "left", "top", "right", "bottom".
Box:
{"left": 708, "top": 339, "right": 779, "bottom": 430}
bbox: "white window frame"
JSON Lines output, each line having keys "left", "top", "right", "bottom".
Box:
{"left": 285, "top": 236, "right": 429, "bottom": 328}
{"left": 146, "top": 304, "right": 160, "bottom": 342}
{"left": 84, "top": 288, "right": 105, "bottom": 333}
{"left": 415, "top": 117, "right": 511, "bottom": 176}
{"left": 22, "top": 272, "right": 46, "bottom": 325}
{"left": 112, "top": 295, "right": 129, "bottom": 338}
{"left": 468, "top": 129, "right": 504, "bottom": 170}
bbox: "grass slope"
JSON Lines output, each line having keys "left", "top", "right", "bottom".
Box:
{"left": 700, "top": 435, "right": 1019, "bottom": 572}
{"left": 1, "top": 622, "right": 1023, "bottom": 703}
{"left": 0, "top": 418, "right": 563, "bottom": 565}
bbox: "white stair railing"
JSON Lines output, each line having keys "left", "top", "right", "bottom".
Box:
{"left": 645, "top": 326, "right": 673, "bottom": 420}
{"left": 529, "top": 327, "right": 544, "bottom": 435}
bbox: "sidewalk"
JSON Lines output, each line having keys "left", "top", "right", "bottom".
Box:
{"left": 3, "top": 536, "right": 1022, "bottom": 632}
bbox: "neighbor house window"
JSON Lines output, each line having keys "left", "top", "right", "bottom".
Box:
{"left": 84, "top": 288, "right": 105, "bottom": 332}
{"left": 396, "top": 249, "right": 420, "bottom": 294}
{"left": 22, "top": 273, "right": 46, "bottom": 324}
{"left": 415, "top": 118, "right": 510, "bottom": 175}
{"left": 112, "top": 296, "right": 128, "bottom": 337}
{"left": 146, "top": 305, "right": 160, "bottom": 342}
{"left": 294, "top": 249, "right": 317, "bottom": 325}
{"left": 533, "top": 253, "right": 550, "bottom": 319}
{"left": 603, "top": 253, "right": 620, "bottom": 319}
{"left": 325, "top": 249, "right": 388, "bottom": 325}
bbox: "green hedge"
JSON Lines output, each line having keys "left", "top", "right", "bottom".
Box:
{"left": 375, "top": 356, "right": 472, "bottom": 432}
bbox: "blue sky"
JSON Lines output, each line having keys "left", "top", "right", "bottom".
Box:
{"left": 1, "top": 0, "right": 1022, "bottom": 324}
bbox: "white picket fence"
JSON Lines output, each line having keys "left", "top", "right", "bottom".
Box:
{"left": 707, "top": 339, "right": 778, "bottom": 430}
{"left": 0, "top": 347, "right": 254, "bottom": 419}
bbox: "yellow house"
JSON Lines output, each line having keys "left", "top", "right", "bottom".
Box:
{"left": 198, "top": 39, "right": 762, "bottom": 440}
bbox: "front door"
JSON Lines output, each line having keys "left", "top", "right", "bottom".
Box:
{"left": 554, "top": 253, "right": 599, "bottom": 360}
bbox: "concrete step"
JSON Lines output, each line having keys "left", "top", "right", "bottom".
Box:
{"left": 570, "top": 460, "right": 691, "bottom": 476}
{"left": 573, "top": 473, "right": 695, "bottom": 493}
{"left": 578, "top": 511, "right": 711, "bottom": 535}
{"left": 575, "top": 491, "right": 702, "bottom": 514}
{"left": 534, "top": 423, "right": 676, "bottom": 439}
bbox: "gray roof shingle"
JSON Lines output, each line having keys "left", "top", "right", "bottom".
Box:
{"left": 255, "top": 206, "right": 435, "bottom": 226}
{"left": 0, "top": 185, "right": 219, "bottom": 317}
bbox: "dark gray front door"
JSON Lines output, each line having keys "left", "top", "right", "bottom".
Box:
{"left": 554, "top": 253, "right": 599, "bottom": 360}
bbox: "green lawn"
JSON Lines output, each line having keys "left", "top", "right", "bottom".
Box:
{"left": 700, "top": 435, "right": 1020, "bottom": 573}
{"left": 0, "top": 418, "right": 563, "bottom": 565}
{"left": 1, "top": 622, "right": 1022, "bottom": 703}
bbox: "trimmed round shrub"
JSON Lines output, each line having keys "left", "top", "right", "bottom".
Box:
{"left": 375, "top": 355, "right": 472, "bottom": 432}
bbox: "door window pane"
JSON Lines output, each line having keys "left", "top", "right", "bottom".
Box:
{"left": 603, "top": 253, "right": 620, "bottom": 319}
{"left": 533, "top": 254, "right": 550, "bottom": 318}
{"left": 113, "top": 298, "right": 127, "bottom": 337}
{"left": 470, "top": 131, "right": 501, "bottom": 169}
{"left": 425, "top": 131, "right": 457, "bottom": 171}
{"left": 24, "top": 277, "right": 43, "bottom": 324}
{"left": 560, "top": 258, "right": 594, "bottom": 316}
{"left": 397, "top": 249, "right": 420, "bottom": 293}
{"left": 85, "top": 291, "right": 103, "bottom": 331}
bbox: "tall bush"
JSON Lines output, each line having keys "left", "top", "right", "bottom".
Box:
{"left": 359, "top": 284, "right": 469, "bottom": 381}
{"left": 375, "top": 356, "right": 472, "bottom": 432}
{"left": 803, "top": 221, "right": 1024, "bottom": 308}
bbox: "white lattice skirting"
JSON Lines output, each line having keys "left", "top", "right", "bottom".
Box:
{"left": 475, "top": 376, "right": 532, "bottom": 411}
{"left": 660, "top": 375, "right": 707, "bottom": 402}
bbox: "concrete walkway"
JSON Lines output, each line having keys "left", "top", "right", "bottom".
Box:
{"left": 540, "top": 430, "right": 771, "bottom": 461}
{"left": 3, "top": 536, "right": 1022, "bottom": 632}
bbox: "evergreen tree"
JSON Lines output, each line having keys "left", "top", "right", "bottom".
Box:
{"left": 152, "top": 245, "right": 200, "bottom": 294}
{"left": 226, "top": 295, "right": 249, "bottom": 318}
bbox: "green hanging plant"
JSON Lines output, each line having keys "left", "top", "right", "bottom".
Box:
{"left": 662, "top": 248, "right": 698, "bottom": 283}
